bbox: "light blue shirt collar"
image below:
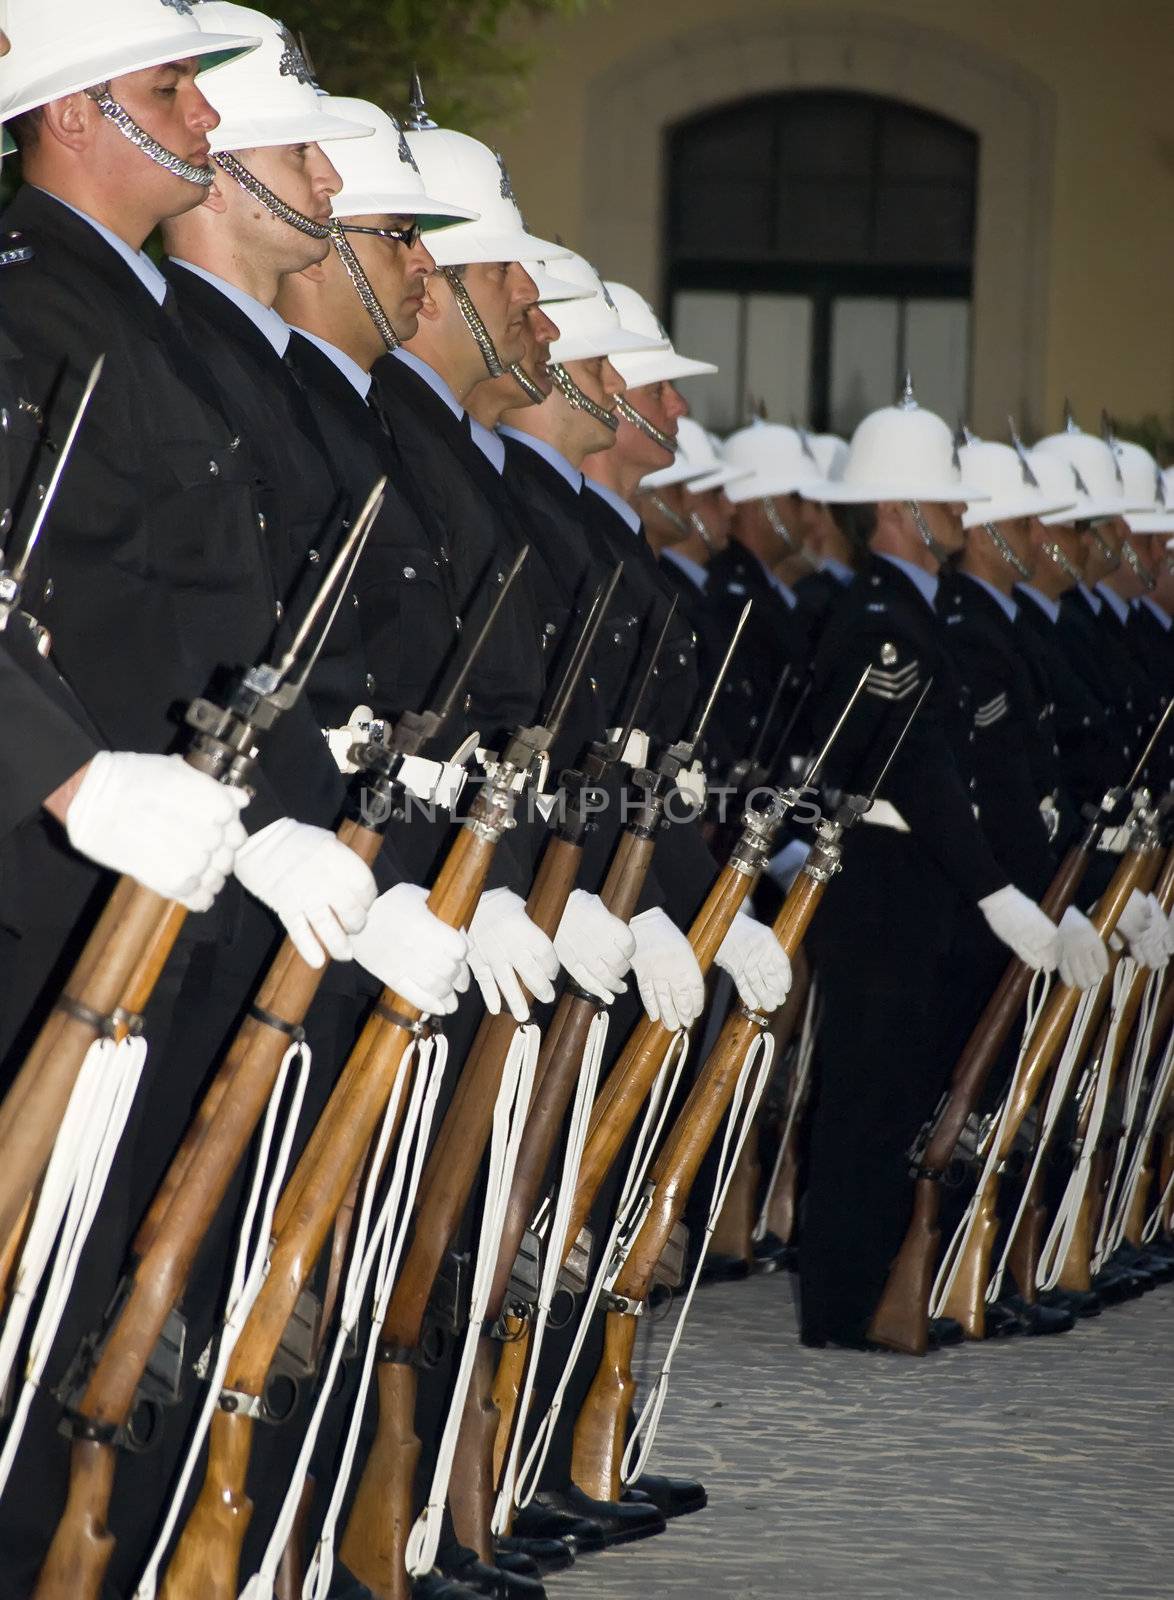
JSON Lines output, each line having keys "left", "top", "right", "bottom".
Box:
{"left": 499, "top": 428, "right": 583, "bottom": 494}
{"left": 756, "top": 554, "right": 797, "bottom": 610}
{"left": 1077, "top": 582, "right": 1103, "bottom": 616}
{"left": 46, "top": 191, "right": 167, "bottom": 306}
{"left": 469, "top": 416, "right": 505, "bottom": 473}
{"left": 1141, "top": 595, "right": 1172, "bottom": 632}
{"left": 877, "top": 551, "right": 939, "bottom": 612}
{"left": 821, "top": 556, "right": 854, "bottom": 586}
{"left": 293, "top": 329, "right": 371, "bottom": 400}
{"left": 585, "top": 477, "right": 642, "bottom": 536}
{"left": 167, "top": 258, "right": 290, "bottom": 357}
{"left": 1095, "top": 582, "right": 1130, "bottom": 626}
{"left": 392, "top": 346, "right": 464, "bottom": 420}
{"left": 961, "top": 570, "right": 1018, "bottom": 623}
{"left": 1016, "top": 584, "right": 1061, "bottom": 625}
{"left": 661, "top": 546, "right": 708, "bottom": 593}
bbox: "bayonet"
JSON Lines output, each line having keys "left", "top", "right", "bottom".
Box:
{"left": 862, "top": 678, "right": 932, "bottom": 804}
{"left": 687, "top": 598, "right": 752, "bottom": 755}
{"left": 0, "top": 353, "right": 104, "bottom": 628}
{"left": 800, "top": 664, "right": 871, "bottom": 789}
{"left": 610, "top": 596, "right": 676, "bottom": 762}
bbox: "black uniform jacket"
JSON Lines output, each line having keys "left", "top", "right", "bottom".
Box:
{"left": 811, "top": 556, "right": 1007, "bottom": 905}
{"left": 937, "top": 572, "right": 1058, "bottom": 898}
{"left": 794, "top": 563, "right": 853, "bottom": 639}
{"left": 1126, "top": 598, "right": 1174, "bottom": 794}
{"left": 1059, "top": 587, "right": 1146, "bottom": 751}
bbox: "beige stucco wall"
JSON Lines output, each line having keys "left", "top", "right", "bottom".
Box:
{"left": 496, "top": 0, "right": 1174, "bottom": 437}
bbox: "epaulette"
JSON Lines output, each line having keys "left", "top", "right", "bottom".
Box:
{"left": 0, "top": 231, "right": 33, "bottom": 268}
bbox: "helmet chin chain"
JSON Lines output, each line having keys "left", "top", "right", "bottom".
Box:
{"left": 508, "top": 361, "right": 546, "bottom": 406}
{"left": 214, "top": 153, "right": 330, "bottom": 238}
{"left": 688, "top": 507, "right": 718, "bottom": 552}
{"left": 1043, "top": 540, "right": 1082, "bottom": 582}
{"left": 613, "top": 397, "right": 676, "bottom": 453}
{"left": 981, "top": 522, "right": 1032, "bottom": 581}
{"left": 1085, "top": 525, "right": 1121, "bottom": 570}
{"left": 906, "top": 500, "right": 952, "bottom": 565}
{"left": 1120, "top": 537, "right": 1157, "bottom": 592}
{"left": 549, "top": 364, "right": 618, "bottom": 431}
{"left": 764, "top": 496, "right": 817, "bottom": 569}
{"left": 645, "top": 492, "right": 688, "bottom": 537}
{"left": 441, "top": 268, "right": 505, "bottom": 379}
{"left": 330, "top": 225, "right": 400, "bottom": 352}
{"left": 85, "top": 84, "right": 213, "bottom": 188}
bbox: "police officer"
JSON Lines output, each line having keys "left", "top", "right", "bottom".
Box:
{"left": 798, "top": 380, "right": 1068, "bottom": 1351}
{"left": 792, "top": 431, "right": 858, "bottom": 632}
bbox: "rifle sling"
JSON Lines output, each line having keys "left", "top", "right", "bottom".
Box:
{"left": 246, "top": 1002, "right": 306, "bottom": 1043}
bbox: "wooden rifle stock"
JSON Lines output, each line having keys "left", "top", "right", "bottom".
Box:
{"left": 571, "top": 870, "right": 826, "bottom": 1501}
{"left": 337, "top": 828, "right": 583, "bottom": 1600}
{"left": 866, "top": 832, "right": 1110, "bottom": 1355}
{"left": 1119, "top": 976, "right": 1174, "bottom": 1248}
{"left": 450, "top": 827, "right": 658, "bottom": 1556}
{"left": 35, "top": 817, "right": 384, "bottom": 1600}
{"left": 160, "top": 821, "right": 500, "bottom": 1600}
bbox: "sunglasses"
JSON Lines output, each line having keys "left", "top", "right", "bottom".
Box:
{"left": 336, "top": 220, "right": 423, "bottom": 249}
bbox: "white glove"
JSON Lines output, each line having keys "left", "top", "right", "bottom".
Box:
{"left": 715, "top": 906, "right": 793, "bottom": 1013}
{"left": 233, "top": 817, "right": 376, "bottom": 968}
{"left": 64, "top": 750, "right": 248, "bottom": 912}
{"left": 977, "top": 884, "right": 1059, "bottom": 971}
{"left": 350, "top": 883, "right": 470, "bottom": 1014}
{"left": 1116, "top": 889, "right": 1170, "bottom": 970}
{"left": 628, "top": 907, "right": 705, "bottom": 1033}
{"left": 467, "top": 887, "right": 559, "bottom": 1022}
{"left": 552, "top": 889, "right": 636, "bottom": 1003}
{"left": 1055, "top": 905, "right": 1109, "bottom": 990}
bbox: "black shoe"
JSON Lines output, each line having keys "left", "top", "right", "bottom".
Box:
{"left": 511, "top": 1501, "right": 606, "bottom": 1554}
{"left": 752, "top": 1231, "right": 795, "bottom": 1274}
{"left": 697, "top": 1251, "right": 750, "bottom": 1285}
{"left": 998, "top": 1292, "right": 1075, "bottom": 1336}
{"left": 406, "top": 1572, "right": 487, "bottom": 1600}
{"left": 1039, "top": 1286, "right": 1102, "bottom": 1318}
{"left": 927, "top": 1315, "right": 965, "bottom": 1347}
{"left": 981, "top": 1301, "right": 1023, "bottom": 1339}
{"left": 1120, "top": 1243, "right": 1174, "bottom": 1283}
{"left": 494, "top": 1550, "right": 541, "bottom": 1578}
{"left": 624, "top": 1472, "right": 707, "bottom": 1519}
{"left": 495, "top": 1534, "right": 575, "bottom": 1573}
{"left": 538, "top": 1486, "right": 666, "bottom": 1548}
{"left": 1094, "top": 1262, "right": 1147, "bottom": 1301}
{"left": 441, "top": 1546, "right": 546, "bottom": 1600}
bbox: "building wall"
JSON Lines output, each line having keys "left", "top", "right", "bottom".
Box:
{"left": 497, "top": 0, "right": 1174, "bottom": 437}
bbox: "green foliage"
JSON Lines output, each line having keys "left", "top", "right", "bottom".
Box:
{"left": 1114, "top": 414, "right": 1174, "bottom": 467}
{"left": 279, "top": 0, "right": 597, "bottom": 132}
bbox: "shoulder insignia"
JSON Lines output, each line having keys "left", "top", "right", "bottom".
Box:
{"left": 945, "top": 613, "right": 963, "bottom": 624}
{"left": 880, "top": 642, "right": 898, "bottom": 666}
{"left": 726, "top": 582, "right": 747, "bottom": 596}
{"left": 0, "top": 243, "right": 33, "bottom": 268}
{"left": 866, "top": 601, "right": 887, "bottom": 614}
{"left": 974, "top": 692, "right": 1009, "bottom": 728}
{"left": 867, "top": 658, "right": 920, "bottom": 702}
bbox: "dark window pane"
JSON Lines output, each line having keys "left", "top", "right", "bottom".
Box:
{"left": 777, "top": 94, "right": 875, "bottom": 177}
{"left": 776, "top": 176, "right": 873, "bottom": 261}
{"left": 874, "top": 180, "right": 975, "bottom": 265}
{"left": 879, "top": 106, "right": 976, "bottom": 181}
{"left": 673, "top": 177, "right": 773, "bottom": 258}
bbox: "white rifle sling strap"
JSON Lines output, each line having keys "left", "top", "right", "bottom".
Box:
{"left": 132, "top": 1038, "right": 313, "bottom": 1600}
{"left": 0, "top": 1033, "right": 148, "bottom": 1497}
{"left": 623, "top": 1026, "right": 776, "bottom": 1486}
{"left": 1094, "top": 965, "right": 1164, "bottom": 1266}
{"left": 492, "top": 1009, "right": 609, "bottom": 1534}
{"left": 244, "top": 1033, "right": 446, "bottom": 1600}
{"left": 1037, "top": 959, "right": 1136, "bottom": 1293}
{"left": 405, "top": 1023, "right": 541, "bottom": 1579}
{"left": 929, "top": 972, "right": 1053, "bottom": 1319}
{"left": 752, "top": 978, "right": 818, "bottom": 1245}
{"left": 513, "top": 1028, "right": 693, "bottom": 1509}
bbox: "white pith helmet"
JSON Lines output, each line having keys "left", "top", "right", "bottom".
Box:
{"left": 803, "top": 432, "right": 849, "bottom": 485}
{"left": 401, "top": 76, "right": 566, "bottom": 266}
{"left": 604, "top": 281, "right": 717, "bottom": 387}
{"left": 1033, "top": 408, "right": 1140, "bottom": 521}
{"left": 197, "top": 7, "right": 370, "bottom": 151}
{"left": 546, "top": 254, "right": 663, "bottom": 364}
{"left": 323, "top": 96, "right": 475, "bottom": 227}
{"left": 529, "top": 259, "right": 593, "bottom": 304}
{"left": 1121, "top": 443, "right": 1174, "bottom": 534}
{"left": 719, "top": 420, "right": 828, "bottom": 506}
{"left": 0, "top": 0, "right": 258, "bottom": 144}
{"left": 958, "top": 434, "right": 1076, "bottom": 528}
{"left": 1029, "top": 447, "right": 1086, "bottom": 527}
{"left": 641, "top": 417, "right": 749, "bottom": 492}
{"left": 818, "top": 376, "right": 988, "bottom": 505}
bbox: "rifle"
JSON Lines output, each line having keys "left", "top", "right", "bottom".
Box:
{"left": 158, "top": 568, "right": 613, "bottom": 1600}
{"left": 868, "top": 707, "right": 1174, "bottom": 1355}
{"left": 33, "top": 532, "right": 520, "bottom": 1600}
{"left": 0, "top": 471, "right": 382, "bottom": 1275}
{"left": 569, "top": 686, "right": 929, "bottom": 1502}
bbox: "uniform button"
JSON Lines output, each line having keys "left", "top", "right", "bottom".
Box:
{"left": 308, "top": 548, "right": 320, "bottom": 565}
{"left": 43, "top": 578, "right": 53, "bottom": 600}
{"left": 495, "top": 569, "right": 505, "bottom": 585}
{"left": 366, "top": 673, "right": 377, "bottom": 693}
{"left": 612, "top": 631, "right": 623, "bottom": 644}
{"left": 403, "top": 565, "right": 416, "bottom": 580}
{"left": 454, "top": 615, "right": 462, "bottom": 631}
{"left": 677, "top": 651, "right": 687, "bottom": 666}
{"left": 351, "top": 593, "right": 359, "bottom": 608}
{"left": 0, "top": 409, "right": 8, "bottom": 432}
{"left": 208, "top": 460, "right": 220, "bottom": 476}
{"left": 0, "top": 508, "right": 10, "bottom": 536}
{"left": 274, "top": 600, "right": 283, "bottom": 622}
{"left": 543, "top": 621, "right": 556, "bottom": 636}
{"left": 627, "top": 614, "right": 638, "bottom": 627}
{"left": 228, "top": 435, "right": 241, "bottom": 451}
{"left": 257, "top": 513, "right": 267, "bottom": 534}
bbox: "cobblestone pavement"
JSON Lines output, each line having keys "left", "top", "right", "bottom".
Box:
{"left": 550, "top": 1272, "right": 1174, "bottom": 1600}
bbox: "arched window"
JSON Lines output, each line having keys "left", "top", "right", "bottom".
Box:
{"left": 665, "top": 91, "right": 978, "bottom": 434}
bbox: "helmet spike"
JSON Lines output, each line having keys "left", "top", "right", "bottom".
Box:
{"left": 896, "top": 371, "right": 917, "bottom": 412}
{"left": 1100, "top": 408, "right": 1125, "bottom": 486}
{"left": 797, "top": 422, "right": 817, "bottom": 463}
{"left": 954, "top": 418, "right": 979, "bottom": 448}
{"left": 406, "top": 68, "right": 436, "bottom": 131}
{"left": 1063, "top": 397, "right": 1080, "bottom": 434}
